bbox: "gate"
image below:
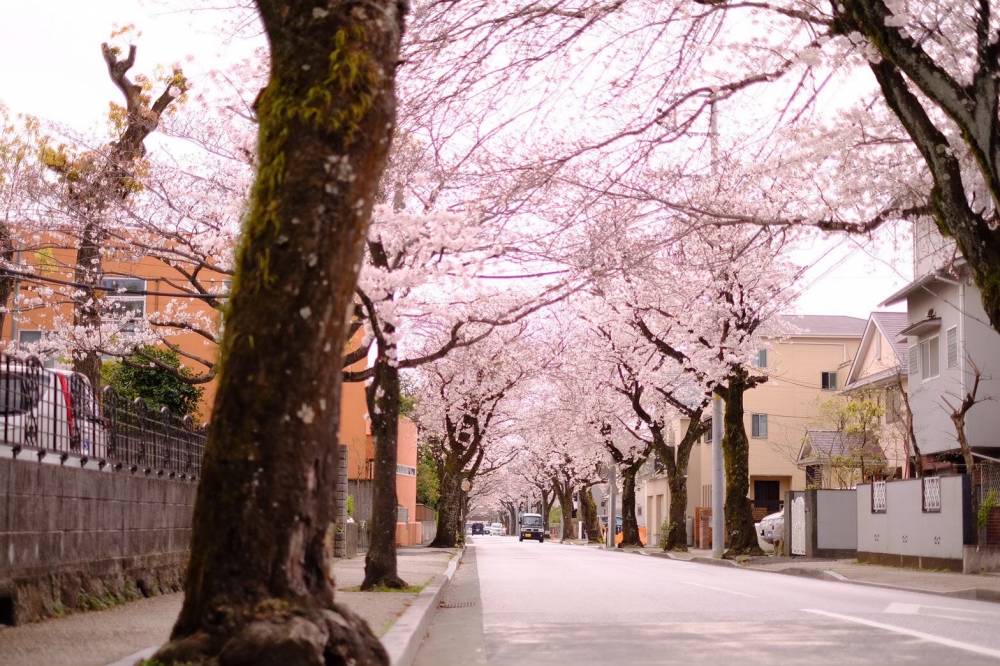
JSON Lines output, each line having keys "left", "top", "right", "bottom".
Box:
{"left": 791, "top": 494, "right": 806, "bottom": 555}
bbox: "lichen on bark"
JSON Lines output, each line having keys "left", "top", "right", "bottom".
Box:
{"left": 152, "top": 2, "right": 407, "bottom": 664}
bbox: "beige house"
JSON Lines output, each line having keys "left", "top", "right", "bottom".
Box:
{"left": 822, "top": 311, "right": 912, "bottom": 481}
{"left": 640, "top": 314, "right": 865, "bottom": 545}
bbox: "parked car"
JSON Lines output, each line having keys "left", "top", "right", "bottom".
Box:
{"left": 0, "top": 360, "right": 107, "bottom": 457}
{"left": 757, "top": 510, "right": 784, "bottom": 549}
{"left": 489, "top": 522, "right": 503, "bottom": 536}
{"left": 518, "top": 513, "right": 545, "bottom": 542}
{"left": 470, "top": 522, "right": 485, "bottom": 535}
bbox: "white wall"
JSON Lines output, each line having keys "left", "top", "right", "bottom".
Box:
{"left": 907, "top": 284, "right": 965, "bottom": 455}
{"left": 816, "top": 490, "right": 857, "bottom": 550}
{"left": 857, "top": 477, "right": 964, "bottom": 560}
{"left": 963, "top": 282, "right": 1000, "bottom": 450}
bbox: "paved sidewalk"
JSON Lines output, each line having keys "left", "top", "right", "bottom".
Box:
{"left": 643, "top": 547, "right": 1000, "bottom": 599}
{"left": 0, "top": 547, "right": 457, "bottom": 666}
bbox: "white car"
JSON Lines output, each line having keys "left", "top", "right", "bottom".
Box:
{"left": 489, "top": 522, "right": 503, "bottom": 536}
{"left": 756, "top": 510, "right": 783, "bottom": 553}
{"left": 0, "top": 361, "right": 107, "bottom": 458}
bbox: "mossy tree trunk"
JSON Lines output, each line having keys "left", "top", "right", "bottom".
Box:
{"left": 653, "top": 415, "right": 706, "bottom": 552}
{"left": 718, "top": 370, "right": 762, "bottom": 556}
{"left": 618, "top": 464, "right": 643, "bottom": 547}
{"left": 429, "top": 461, "right": 463, "bottom": 548}
{"left": 553, "top": 474, "right": 574, "bottom": 541}
{"left": 362, "top": 357, "right": 405, "bottom": 589}
{"left": 579, "top": 486, "right": 603, "bottom": 544}
{"left": 156, "top": 2, "right": 405, "bottom": 664}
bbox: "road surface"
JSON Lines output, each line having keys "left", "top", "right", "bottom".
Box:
{"left": 414, "top": 536, "right": 1000, "bottom": 665}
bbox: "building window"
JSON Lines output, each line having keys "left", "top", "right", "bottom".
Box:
{"left": 821, "top": 371, "right": 838, "bottom": 390}
{"left": 875, "top": 334, "right": 882, "bottom": 360}
{"left": 919, "top": 336, "right": 940, "bottom": 380}
{"left": 101, "top": 277, "right": 146, "bottom": 331}
{"left": 17, "top": 330, "right": 41, "bottom": 347}
{"left": 755, "top": 349, "right": 767, "bottom": 368}
{"left": 908, "top": 345, "right": 919, "bottom": 378}
{"left": 751, "top": 413, "right": 768, "bottom": 439}
{"left": 946, "top": 326, "right": 958, "bottom": 369}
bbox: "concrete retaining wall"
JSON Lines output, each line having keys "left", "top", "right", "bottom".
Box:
{"left": 0, "top": 456, "right": 196, "bottom": 624}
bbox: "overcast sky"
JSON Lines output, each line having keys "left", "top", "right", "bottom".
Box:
{"left": 0, "top": 1, "right": 911, "bottom": 321}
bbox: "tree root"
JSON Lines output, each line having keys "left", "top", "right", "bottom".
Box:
{"left": 150, "top": 601, "right": 387, "bottom": 666}
{"left": 360, "top": 574, "right": 409, "bottom": 591}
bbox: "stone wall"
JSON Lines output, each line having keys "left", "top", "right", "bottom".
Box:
{"left": 0, "top": 456, "right": 196, "bottom": 624}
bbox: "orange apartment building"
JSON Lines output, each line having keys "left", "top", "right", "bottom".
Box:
{"left": 2, "top": 237, "right": 424, "bottom": 545}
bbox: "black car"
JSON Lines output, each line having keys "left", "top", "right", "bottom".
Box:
{"left": 518, "top": 513, "right": 545, "bottom": 542}
{"left": 471, "top": 522, "right": 485, "bottom": 535}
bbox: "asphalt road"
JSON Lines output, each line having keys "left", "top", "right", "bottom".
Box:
{"left": 414, "top": 536, "right": 1000, "bottom": 665}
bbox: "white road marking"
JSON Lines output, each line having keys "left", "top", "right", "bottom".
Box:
{"left": 804, "top": 608, "right": 1000, "bottom": 660}
{"left": 680, "top": 581, "right": 757, "bottom": 598}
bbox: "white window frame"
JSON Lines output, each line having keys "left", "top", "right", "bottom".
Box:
{"left": 751, "top": 413, "right": 768, "bottom": 439}
{"left": 101, "top": 277, "right": 147, "bottom": 331}
{"left": 17, "top": 329, "right": 41, "bottom": 346}
{"left": 821, "top": 371, "right": 838, "bottom": 391}
{"left": 919, "top": 335, "right": 940, "bottom": 381}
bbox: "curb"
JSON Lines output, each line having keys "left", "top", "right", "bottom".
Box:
{"left": 640, "top": 550, "right": 1000, "bottom": 601}
{"left": 382, "top": 547, "right": 465, "bottom": 666}
{"left": 641, "top": 551, "right": 740, "bottom": 568}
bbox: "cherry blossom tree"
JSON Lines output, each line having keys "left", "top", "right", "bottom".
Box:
{"left": 151, "top": 2, "right": 407, "bottom": 664}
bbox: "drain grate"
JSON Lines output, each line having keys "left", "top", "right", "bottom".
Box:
{"left": 438, "top": 599, "right": 477, "bottom": 608}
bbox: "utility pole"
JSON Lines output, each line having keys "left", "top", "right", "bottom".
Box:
{"left": 711, "top": 393, "right": 724, "bottom": 558}
{"left": 606, "top": 458, "right": 617, "bottom": 549}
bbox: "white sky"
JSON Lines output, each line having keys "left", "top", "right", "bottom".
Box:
{"left": 0, "top": 0, "right": 911, "bottom": 321}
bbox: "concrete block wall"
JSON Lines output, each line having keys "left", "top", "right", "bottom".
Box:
{"left": 0, "top": 456, "right": 197, "bottom": 624}
{"left": 856, "top": 476, "right": 970, "bottom": 571}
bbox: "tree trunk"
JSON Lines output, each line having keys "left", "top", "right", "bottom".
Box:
{"left": 659, "top": 415, "right": 703, "bottom": 552}
{"left": 618, "top": 465, "right": 643, "bottom": 547}
{"left": 362, "top": 360, "right": 406, "bottom": 589}
{"left": 429, "top": 469, "right": 462, "bottom": 548}
{"left": 579, "top": 486, "right": 603, "bottom": 544}
{"left": 0, "top": 226, "right": 15, "bottom": 336}
{"left": 72, "top": 225, "right": 103, "bottom": 391}
{"left": 665, "top": 474, "right": 688, "bottom": 551}
{"left": 720, "top": 371, "right": 762, "bottom": 556}
{"left": 155, "top": 3, "right": 405, "bottom": 664}
{"left": 555, "top": 479, "right": 573, "bottom": 542}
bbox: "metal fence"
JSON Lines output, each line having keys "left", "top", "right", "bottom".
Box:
{"left": 975, "top": 463, "right": 1000, "bottom": 504}
{"left": 1, "top": 354, "right": 206, "bottom": 478}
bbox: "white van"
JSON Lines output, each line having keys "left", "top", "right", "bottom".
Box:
{"left": 0, "top": 360, "right": 107, "bottom": 459}
{"left": 489, "top": 522, "right": 504, "bottom": 536}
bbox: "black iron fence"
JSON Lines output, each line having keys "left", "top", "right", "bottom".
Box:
{"left": 1, "top": 354, "right": 206, "bottom": 478}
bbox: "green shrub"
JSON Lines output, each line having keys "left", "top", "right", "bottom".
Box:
{"left": 101, "top": 346, "right": 202, "bottom": 417}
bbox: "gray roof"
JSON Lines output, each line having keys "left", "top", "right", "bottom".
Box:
{"left": 870, "top": 311, "right": 909, "bottom": 365}
{"left": 773, "top": 315, "right": 867, "bottom": 338}
{"left": 798, "top": 429, "right": 885, "bottom": 464}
